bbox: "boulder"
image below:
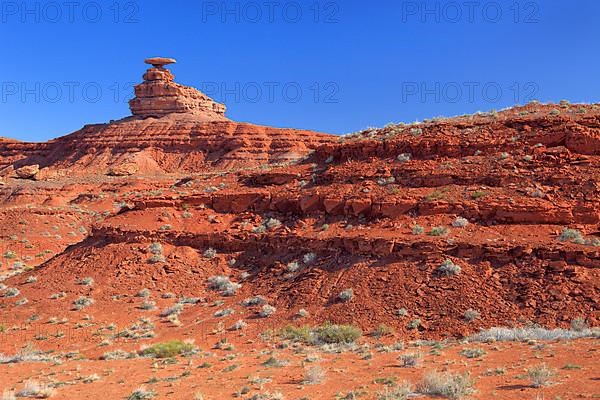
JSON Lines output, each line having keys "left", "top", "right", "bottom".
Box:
{"left": 15, "top": 164, "right": 39, "bottom": 179}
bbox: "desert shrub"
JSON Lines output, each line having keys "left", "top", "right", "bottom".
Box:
{"left": 265, "top": 218, "right": 282, "bottom": 230}
{"left": 178, "top": 297, "right": 201, "bottom": 305}
{"left": 338, "top": 288, "right": 354, "bottom": 302}
{"left": 452, "top": 217, "right": 469, "bottom": 228}
{"left": 296, "top": 308, "right": 309, "bottom": 318}
{"left": 396, "top": 153, "right": 411, "bottom": 163}
{"left": 429, "top": 226, "right": 449, "bottom": 236}
{"left": 377, "top": 177, "right": 396, "bottom": 186}
{"left": 463, "top": 309, "right": 480, "bottom": 322}
{"left": 570, "top": 317, "right": 588, "bottom": 331}
{"left": 437, "top": 259, "right": 461, "bottom": 276}
{"left": 460, "top": 348, "right": 486, "bottom": 359}
{"left": 280, "top": 322, "right": 362, "bottom": 345}
{"left": 313, "top": 323, "right": 362, "bottom": 344}
{"left": 242, "top": 296, "right": 267, "bottom": 307}
{"left": 412, "top": 225, "right": 425, "bottom": 235}
{"left": 469, "top": 326, "right": 600, "bottom": 342}
{"left": 15, "top": 298, "right": 28, "bottom": 306}
{"left": 214, "top": 308, "right": 234, "bottom": 318}
{"left": 140, "top": 340, "right": 196, "bottom": 358}
{"left": 79, "top": 277, "right": 94, "bottom": 286}
{"left": 127, "top": 386, "right": 156, "bottom": 400}
{"left": 149, "top": 243, "right": 162, "bottom": 254}
{"left": 396, "top": 308, "right": 408, "bottom": 317}
{"left": 262, "top": 356, "right": 288, "bottom": 368}
{"left": 559, "top": 228, "right": 584, "bottom": 243}
{"left": 527, "top": 364, "right": 555, "bottom": 388}
{"left": 303, "top": 252, "right": 317, "bottom": 264}
{"left": 399, "top": 352, "right": 421, "bottom": 367}
{"left": 376, "top": 383, "right": 412, "bottom": 400}
{"left": 372, "top": 324, "right": 394, "bottom": 338}
{"left": 25, "top": 276, "right": 37, "bottom": 284}
{"left": 229, "top": 320, "right": 247, "bottom": 331}
{"left": 417, "top": 370, "right": 475, "bottom": 399}
{"left": 136, "top": 288, "right": 151, "bottom": 298}
{"left": 203, "top": 248, "right": 217, "bottom": 259}
{"left": 407, "top": 319, "right": 421, "bottom": 330}
{"left": 160, "top": 303, "right": 183, "bottom": 317}
{"left": 303, "top": 366, "right": 326, "bottom": 384}
{"left": 0, "top": 343, "right": 60, "bottom": 364}
{"left": 259, "top": 304, "right": 276, "bottom": 318}
{"left": 49, "top": 292, "right": 66, "bottom": 299}
{"left": 139, "top": 301, "right": 156, "bottom": 311}
{"left": 72, "top": 296, "right": 94, "bottom": 310}
{"left": 16, "top": 380, "right": 55, "bottom": 399}
{"left": 101, "top": 349, "right": 135, "bottom": 360}
{"left": 148, "top": 254, "right": 166, "bottom": 264}
{"left": 207, "top": 275, "right": 241, "bottom": 296}
{"left": 286, "top": 261, "right": 301, "bottom": 272}
{"left": 3, "top": 287, "right": 20, "bottom": 298}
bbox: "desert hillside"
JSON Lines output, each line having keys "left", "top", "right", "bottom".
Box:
{"left": 0, "top": 59, "right": 598, "bottom": 399}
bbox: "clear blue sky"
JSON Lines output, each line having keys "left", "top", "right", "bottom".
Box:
{"left": 1, "top": 0, "right": 599, "bottom": 141}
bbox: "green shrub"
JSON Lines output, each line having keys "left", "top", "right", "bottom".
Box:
{"left": 140, "top": 340, "right": 196, "bottom": 358}
{"left": 460, "top": 348, "right": 486, "bottom": 359}
{"left": 429, "top": 226, "right": 449, "bottom": 236}
{"left": 280, "top": 322, "right": 362, "bottom": 345}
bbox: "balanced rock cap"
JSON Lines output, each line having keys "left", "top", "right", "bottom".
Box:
{"left": 145, "top": 57, "right": 177, "bottom": 68}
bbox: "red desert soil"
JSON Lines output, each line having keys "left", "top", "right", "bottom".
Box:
{"left": 0, "top": 59, "right": 598, "bottom": 399}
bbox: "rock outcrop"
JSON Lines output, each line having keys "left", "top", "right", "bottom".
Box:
{"left": 0, "top": 58, "right": 335, "bottom": 176}
{"left": 128, "top": 58, "right": 227, "bottom": 120}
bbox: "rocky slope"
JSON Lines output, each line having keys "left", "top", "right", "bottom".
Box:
{"left": 0, "top": 61, "right": 598, "bottom": 348}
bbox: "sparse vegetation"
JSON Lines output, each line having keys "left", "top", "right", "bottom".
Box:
{"left": 280, "top": 322, "right": 362, "bottom": 345}
{"left": 460, "top": 348, "right": 486, "bottom": 359}
{"left": 412, "top": 225, "right": 424, "bottom": 235}
{"left": 399, "top": 352, "right": 421, "bottom": 367}
{"left": 376, "top": 383, "right": 412, "bottom": 400}
{"left": 16, "top": 380, "right": 55, "bottom": 399}
{"left": 463, "top": 309, "right": 480, "bottom": 322}
{"left": 79, "top": 277, "right": 94, "bottom": 286}
{"left": 127, "top": 386, "right": 156, "bottom": 400}
{"left": 72, "top": 296, "right": 94, "bottom": 310}
{"left": 470, "top": 326, "right": 600, "bottom": 342}
{"left": 207, "top": 275, "right": 241, "bottom": 296}
{"left": 303, "top": 366, "right": 326, "bottom": 385}
{"left": 429, "top": 226, "right": 449, "bottom": 236}
{"left": 203, "top": 248, "right": 217, "bottom": 259}
{"left": 452, "top": 217, "right": 469, "bottom": 228}
{"left": 338, "top": 288, "right": 354, "bottom": 302}
{"left": 526, "top": 364, "right": 556, "bottom": 388}
{"left": 242, "top": 296, "right": 267, "bottom": 307}
{"left": 259, "top": 304, "right": 276, "bottom": 318}
{"left": 417, "top": 371, "right": 475, "bottom": 399}
{"left": 437, "top": 259, "right": 461, "bottom": 276}
{"left": 140, "top": 340, "right": 196, "bottom": 358}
